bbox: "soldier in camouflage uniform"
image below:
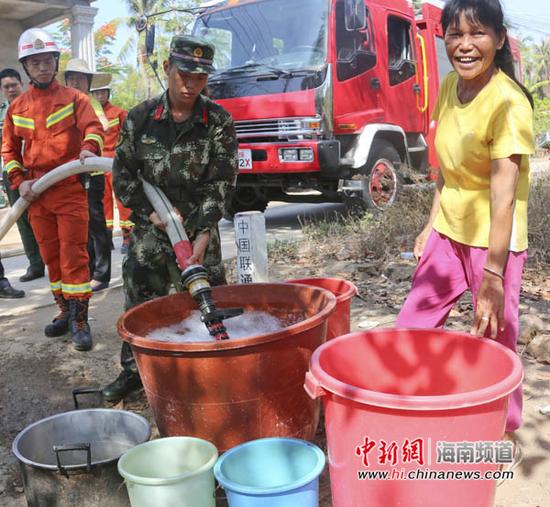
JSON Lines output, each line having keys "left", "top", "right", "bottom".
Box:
{"left": 102, "top": 35, "right": 238, "bottom": 401}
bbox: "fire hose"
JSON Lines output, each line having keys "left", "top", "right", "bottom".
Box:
{"left": 0, "top": 157, "right": 114, "bottom": 242}
{"left": 139, "top": 176, "right": 243, "bottom": 340}
{"left": 0, "top": 157, "right": 240, "bottom": 340}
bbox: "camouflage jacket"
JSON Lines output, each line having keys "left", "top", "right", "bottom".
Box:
{"left": 113, "top": 92, "right": 238, "bottom": 263}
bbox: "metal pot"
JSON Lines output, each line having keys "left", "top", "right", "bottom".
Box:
{"left": 12, "top": 404, "right": 151, "bottom": 507}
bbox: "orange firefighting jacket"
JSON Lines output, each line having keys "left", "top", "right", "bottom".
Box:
{"left": 102, "top": 101, "right": 127, "bottom": 158}
{"left": 2, "top": 79, "right": 104, "bottom": 190}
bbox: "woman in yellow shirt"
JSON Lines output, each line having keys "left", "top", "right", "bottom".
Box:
{"left": 397, "top": 0, "right": 534, "bottom": 435}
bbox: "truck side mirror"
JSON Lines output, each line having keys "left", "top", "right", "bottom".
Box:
{"left": 145, "top": 24, "right": 156, "bottom": 56}
{"left": 344, "top": 0, "right": 366, "bottom": 31}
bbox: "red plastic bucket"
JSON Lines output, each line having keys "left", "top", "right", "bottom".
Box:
{"left": 286, "top": 278, "right": 357, "bottom": 339}
{"left": 305, "top": 329, "right": 523, "bottom": 507}
{"left": 118, "top": 283, "right": 336, "bottom": 452}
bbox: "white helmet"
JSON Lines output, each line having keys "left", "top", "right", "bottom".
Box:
{"left": 90, "top": 84, "right": 111, "bottom": 93}
{"left": 18, "top": 28, "right": 60, "bottom": 61}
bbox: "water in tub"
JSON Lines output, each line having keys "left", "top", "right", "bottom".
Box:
{"left": 146, "top": 310, "right": 303, "bottom": 342}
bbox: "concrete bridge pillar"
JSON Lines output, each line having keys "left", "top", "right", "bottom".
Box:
{"left": 70, "top": 4, "right": 98, "bottom": 70}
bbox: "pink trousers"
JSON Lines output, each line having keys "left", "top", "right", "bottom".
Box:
{"left": 396, "top": 231, "right": 527, "bottom": 432}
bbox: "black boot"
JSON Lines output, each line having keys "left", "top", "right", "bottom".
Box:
{"left": 44, "top": 292, "right": 69, "bottom": 337}
{"left": 0, "top": 279, "right": 25, "bottom": 298}
{"left": 102, "top": 371, "right": 142, "bottom": 402}
{"left": 69, "top": 298, "right": 93, "bottom": 351}
{"left": 19, "top": 265, "right": 45, "bottom": 282}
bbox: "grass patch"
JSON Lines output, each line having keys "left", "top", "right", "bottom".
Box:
{"left": 297, "top": 172, "right": 549, "bottom": 267}
{"left": 528, "top": 174, "right": 550, "bottom": 266}
{"left": 300, "top": 212, "right": 374, "bottom": 241}
{"left": 298, "top": 185, "right": 432, "bottom": 262}
{"left": 267, "top": 239, "right": 300, "bottom": 259}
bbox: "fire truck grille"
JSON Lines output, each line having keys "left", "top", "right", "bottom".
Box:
{"left": 234, "top": 117, "right": 321, "bottom": 141}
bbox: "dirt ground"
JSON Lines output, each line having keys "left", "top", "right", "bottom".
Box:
{"left": 0, "top": 258, "right": 549, "bottom": 506}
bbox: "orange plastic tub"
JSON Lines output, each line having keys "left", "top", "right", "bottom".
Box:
{"left": 286, "top": 278, "right": 358, "bottom": 339}
{"left": 118, "top": 283, "right": 336, "bottom": 452}
{"left": 305, "top": 329, "right": 523, "bottom": 507}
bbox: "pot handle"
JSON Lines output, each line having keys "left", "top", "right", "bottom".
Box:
{"left": 304, "top": 371, "right": 326, "bottom": 399}
{"left": 72, "top": 387, "right": 103, "bottom": 409}
{"left": 53, "top": 443, "right": 91, "bottom": 477}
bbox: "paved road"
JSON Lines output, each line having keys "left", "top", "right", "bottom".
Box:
{"left": 0, "top": 201, "right": 345, "bottom": 317}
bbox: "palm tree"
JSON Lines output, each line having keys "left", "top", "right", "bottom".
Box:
{"left": 519, "top": 35, "right": 550, "bottom": 98}
{"left": 532, "top": 37, "right": 550, "bottom": 97}
{"left": 118, "top": 1, "right": 168, "bottom": 97}
{"left": 119, "top": 0, "right": 200, "bottom": 98}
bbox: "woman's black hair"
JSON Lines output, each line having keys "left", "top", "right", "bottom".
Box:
{"left": 441, "top": 0, "right": 534, "bottom": 108}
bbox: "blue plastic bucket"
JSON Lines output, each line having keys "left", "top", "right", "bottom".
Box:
{"left": 214, "top": 437, "right": 325, "bottom": 507}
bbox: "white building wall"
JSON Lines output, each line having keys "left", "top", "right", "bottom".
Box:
{"left": 0, "top": 20, "right": 25, "bottom": 80}
{"left": 0, "top": 2, "right": 98, "bottom": 83}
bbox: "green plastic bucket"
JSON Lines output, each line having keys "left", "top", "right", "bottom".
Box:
{"left": 118, "top": 436, "right": 218, "bottom": 507}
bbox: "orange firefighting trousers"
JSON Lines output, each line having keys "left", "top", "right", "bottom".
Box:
{"left": 28, "top": 181, "right": 91, "bottom": 299}
{"left": 103, "top": 173, "right": 133, "bottom": 230}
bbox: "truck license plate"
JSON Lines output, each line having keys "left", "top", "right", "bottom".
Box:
{"left": 238, "top": 149, "right": 253, "bottom": 170}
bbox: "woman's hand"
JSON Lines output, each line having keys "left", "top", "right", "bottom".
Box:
{"left": 413, "top": 227, "right": 431, "bottom": 261}
{"left": 470, "top": 272, "right": 504, "bottom": 339}
{"left": 18, "top": 179, "right": 39, "bottom": 203}
{"left": 412, "top": 172, "right": 444, "bottom": 262}
{"left": 188, "top": 231, "right": 210, "bottom": 266}
{"left": 471, "top": 155, "right": 521, "bottom": 339}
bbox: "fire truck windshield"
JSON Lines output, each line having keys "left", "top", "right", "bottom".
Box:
{"left": 194, "top": 0, "right": 329, "bottom": 75}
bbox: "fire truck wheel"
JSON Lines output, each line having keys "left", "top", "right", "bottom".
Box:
{"left": 352, "top": 139, "right": 402, "bottom": 212}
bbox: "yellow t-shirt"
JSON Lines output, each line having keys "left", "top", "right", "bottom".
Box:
{"left": 433, "top": 70, "right": 534, "bottom": 252}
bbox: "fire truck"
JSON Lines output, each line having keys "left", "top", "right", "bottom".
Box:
{"left": 191, "top": 0, "right": 520, "bottom": 216}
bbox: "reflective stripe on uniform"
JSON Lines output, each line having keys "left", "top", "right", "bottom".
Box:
{"left": 12, "top": 115, "right": 35, "bottom": 130}
{"left": 84, "top": 132, "right": 104, "bottom": 152}
{"left": 90, "top": 171, "right": 104, "bottom": 176}
{"left": 50, "top": 280, "right": 62, "bottom": 292}
{"left": 62, "top": 282, "right": 92, "bottom": 294}
{"left": 91, "top": 97, "right": 109, "bottom": 130}
{"left": 119, "top": 220, "right": 134, "bottom": 228}
{"left": 4, "top": 160, "right": 24, "bottom": 174}
{"left": 46, "top": 102, "right": 75, "bottom": 128}
{"left": 108, "top": 118, "right": 120, "bottom": 128}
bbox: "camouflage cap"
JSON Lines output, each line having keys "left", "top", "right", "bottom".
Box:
{"left": 169, "top": 35, "right": 215, "bottom": 74}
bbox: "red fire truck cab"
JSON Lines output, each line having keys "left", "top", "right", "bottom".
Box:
{"left": 192, "top": 0, "right": 452, "bottom": 215}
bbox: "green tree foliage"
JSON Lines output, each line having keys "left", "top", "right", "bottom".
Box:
{"left": 534, "top": 97, "right": 550, "bottom": 139}
{"left": 114, "top": 1, "right": 200, "bottom": 105}
{"left": 95, "top": 20, "right": 126, "bottom": 75}
{"left": 52, "top": 18, "right": 124, "bottom": 77}
{"left": 519, "top": 36, "right": 550, "bottom": 137}
{"left": 111, "top": 67, "right": 145, "bottom": 111}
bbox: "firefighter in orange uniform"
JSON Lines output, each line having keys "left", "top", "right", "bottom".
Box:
{"left": 90, "top": 80, "right": 133, "bottom": 254}
{"left": 2, "top": 28, "right": 104, "bottom": 351}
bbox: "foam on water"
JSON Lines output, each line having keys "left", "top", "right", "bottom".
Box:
{"left": 146, "top": 310, "right": 286, "bottom": 342}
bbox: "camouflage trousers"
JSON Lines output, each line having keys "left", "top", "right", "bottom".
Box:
{"left": 120, "top": 221, "right": 226, "bottom": 373}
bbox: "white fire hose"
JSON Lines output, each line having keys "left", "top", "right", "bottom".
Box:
{"left": 0, "top": 157, "right": 113, "bottom": 243}
{"left": 139, "top": 176, "right": 194, "bottom": 269}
